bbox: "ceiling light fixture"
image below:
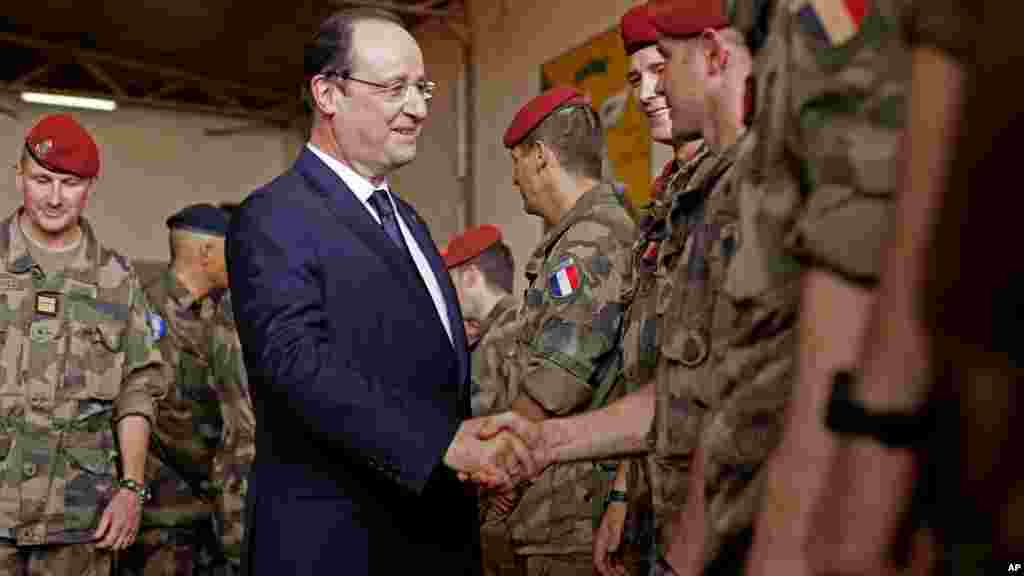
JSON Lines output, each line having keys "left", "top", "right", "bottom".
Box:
{"left": 20, "top": 92, "right": 117, "bottom": 112}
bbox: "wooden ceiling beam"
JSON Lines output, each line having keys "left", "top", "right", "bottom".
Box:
{"left": 146, "top": 80, "right": 187, "bottom": 99}
{"left": 330, "top": 0, "right": 451, "bottom": 17}
{"left": 12, "top": 63, "right": 54, "bottom": 86}
{"left": 76, "top": 58, "right": 127, "bottom": 97}
{"left": 0, "top": 32, "right": 291, "bottom": 103}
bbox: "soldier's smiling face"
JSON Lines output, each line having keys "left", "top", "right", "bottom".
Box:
{"left": 628, "top": 45, "right": 673, "bottom": 144}
{"left": 17, "top": 153, "right": 93, "bottom": 243}
{"left": 656, "top": 36, "right": 707, "bottom": 142}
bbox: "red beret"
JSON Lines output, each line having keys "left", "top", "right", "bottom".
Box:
{"left": 621, "top": 4, "right": 660, "bottom": 55}
{"left": 503, "top": 86, "right": 590, "bottom": 149}
{"left": 649, "top": 0, "right": 729, "bottom": 39}
{"left": 24, "top": 114, "right": 100, "bottom": 178}
{"left": 443, "top": 224, "right": 502, "bottom": 269}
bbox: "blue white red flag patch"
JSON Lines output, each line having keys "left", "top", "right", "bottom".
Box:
{"left": 548, "top": 256, "right": 582, "bottom": 300}
{"left": 797, "top": 0, "right": 870, "bottom": 47}
{"left": 146, "top": 310, "right": 167, "bottom": 342}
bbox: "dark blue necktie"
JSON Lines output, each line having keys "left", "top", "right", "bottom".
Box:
{"left": 368, "top": 189, "right": 409, "bottom": 255}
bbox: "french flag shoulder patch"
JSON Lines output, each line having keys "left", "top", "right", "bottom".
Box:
{"left": 548, "top": 255, "right": 583, "bottom": 300}
{"left": 796, "top": 0, "right": 871, "bottom": 48}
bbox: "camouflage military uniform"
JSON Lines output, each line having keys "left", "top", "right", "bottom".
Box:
{"left": 121, "top": 269, "right": 252, "bottom": 575}
{"left": 209, "top": 289, "right": 253, "bottom": 574}
{"left": 611, "top": 148, "right": 713, "bottom": 564}
{"left": 503, "top": 182, "right": 634, "bottom": 574}
{"left": 696, "top": 0, "right": 916, "bottom": 568}
{"left": 643, "top": 141, "right": 739, "bottom": 556}
{"left": 470, "top": 294, "right": 523, "bottom": 419}
{"left": 0, "top": 212, "right": 167, "bottom": 574}
{"left": 474, "top": 294, "right": 522, "bottom": 576}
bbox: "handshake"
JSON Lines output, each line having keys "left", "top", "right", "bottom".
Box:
{"left": 443, "top": 411, "right": 554, "bottom": 491}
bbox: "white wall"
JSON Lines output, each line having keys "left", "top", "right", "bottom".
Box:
{"left": 0, "top": 93, "right": 296, "bottom": 261}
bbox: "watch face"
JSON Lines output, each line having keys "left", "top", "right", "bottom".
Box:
{"left": 119, "top": 479, "right": 151, "bottom": 502}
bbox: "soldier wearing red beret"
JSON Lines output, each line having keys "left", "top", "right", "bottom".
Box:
{"left": 621, "top": 2, "right": 708, "bottom": 208}
{"left": 1, "top": 116, "right": 168, "bottom": 574}
{"left": 594, "top": 4, "right": 722, "bottom": 574}
{"left": 471, "top": 12, "right": 754, "bottom": 573}
{"left": 442, "top": 224, "right": 519, "bottom": 412}
{"left": 492, "top": 87, "right": 638, "bottom": 575}
{"left": 441, "top": 224, "right": 523, "bottom": 576}
{"left": 443, "top": 225, "right": 514, "bottom": 351}
{"left": 641, "top": 1, "right": 756, "bottom": 573}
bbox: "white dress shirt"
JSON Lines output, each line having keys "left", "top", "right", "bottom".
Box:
{"left": 307, "top": 143, "right": 454, "bottom": 346}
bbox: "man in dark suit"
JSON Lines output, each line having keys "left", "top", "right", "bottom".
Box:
{"left": 226, "top": 8, "right": 533, "bottom": 575}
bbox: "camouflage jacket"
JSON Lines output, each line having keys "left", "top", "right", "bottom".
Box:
{"left": 622, "top": 145, "right": 713, "bottom": 393}
{"left": 508, "top": 181, "right": 635, "bottom": 555}
{"left": 612, "top": 146, "right": 713, "bottom": 551}
{"left": 469, "top": 294, "right": 522, "bottom": 418}
{"left": 647, "top": 138, "right": 744, "bottom": 545}
{"left": 0, "top": 212, "right": 167, "bottom": 545}
{"left": 142, "top": 269, "right": 253, "bottom": 562}
{"left": 695, "top": 0, "right": 919, "bottom": 564}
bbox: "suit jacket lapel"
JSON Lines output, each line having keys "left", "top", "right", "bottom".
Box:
{"left": 295, "top": 149, "right": 425, "bottom": 295}
{"left": 296, "top": 150, "right": 464, "bottom": 394}
{"left": 395, "top": 199, "right": 469, "bottom": 391}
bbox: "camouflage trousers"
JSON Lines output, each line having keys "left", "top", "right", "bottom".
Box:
{"left": 118, "top": 527, "right": 197, "bottom": 576}
{"left": 643, "top": 527, "right": 753, "bottom": 576}
{"left": 513, "top": 553, "right": 647, "bottom": 576}
{"left": 517, "top": 553, "right": 595, "bottom": 576}
{"left": 0, "top": 542, "right": 112, "bottom": 576}
{"left": 118, "top": 523, "right": 233, "bottom": 576}
{"left": 480, "top": 518, "right": 518, "bottom": 576}
{"left": 699, "top": 527, "right": 751, "bottom": 576}
{"left": 650, "top": 554, "right": 676, "bottom": 576}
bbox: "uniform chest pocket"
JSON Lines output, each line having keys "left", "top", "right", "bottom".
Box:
{"left": 64, "top": 320, "right": 123, "bottom": 400}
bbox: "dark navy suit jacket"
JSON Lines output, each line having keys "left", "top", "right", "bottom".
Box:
{"left": 227, "top": 148, "right": 479, "bottom": 575}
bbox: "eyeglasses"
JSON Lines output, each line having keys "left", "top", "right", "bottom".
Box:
{"left": 324, "top": 70, "right": 436, "bottom": 104}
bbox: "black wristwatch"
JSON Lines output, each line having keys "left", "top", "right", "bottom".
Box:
{"left": 824, "top": 371, "right": 934, "bottom": 449}
{"left": 118, "top": 478, "right": 152, "bottom": 505}
{"left": 606, "top": 489, "right": 627, "bottom": 504}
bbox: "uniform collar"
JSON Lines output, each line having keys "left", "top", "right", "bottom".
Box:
{"left": 4, "top": 209, "right": 102, "bottom": 282}
{"left": 664, "top": 141, "right": 713, "bottom": 194}
{"left": 160, "top": 267, "right": 211, "bottom": 318}
{"left": 531, "top": 181, "right": 615, "bottom": 266}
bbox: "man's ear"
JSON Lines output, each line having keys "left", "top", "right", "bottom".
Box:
{"left": 199, "top": 240, "right": 214, "bottom": 268}
{"left": 534, "top": 141, "right": 553, "bottom": 172}
{"left": 466, "top": 264, "right": 485, "bottom": 289}
{"left": 310, "top": 75, "right": 340, "bottom": 116}
{"left": 700, "top": 29, "right": 730, "bottom": 76}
